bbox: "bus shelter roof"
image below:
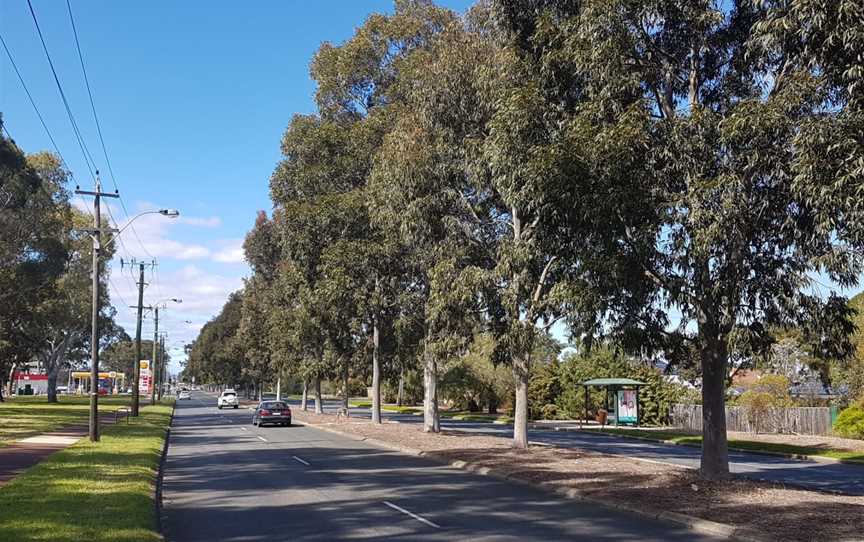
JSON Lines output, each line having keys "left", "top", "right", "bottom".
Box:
{"left": 581, "top": 378, "right": 646, "bottom": 387}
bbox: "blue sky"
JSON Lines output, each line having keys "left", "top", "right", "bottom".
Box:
{"left": 2, "top": 0, "right": 472, "bottom": 372}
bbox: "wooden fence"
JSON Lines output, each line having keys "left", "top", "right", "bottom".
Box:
{"left": 671, "top": 404, "right": 833, "bottom": 435}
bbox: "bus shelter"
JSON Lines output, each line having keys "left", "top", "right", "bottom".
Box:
{"left": 581, "top": 378, "right": 646, "bottom": 427}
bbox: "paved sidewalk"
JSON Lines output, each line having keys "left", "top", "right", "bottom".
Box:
{"left": 0, "top": 419, "right": 120, "bottom": 487}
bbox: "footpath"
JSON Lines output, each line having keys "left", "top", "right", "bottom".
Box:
{"left": 0, "top": 418, "right": 120, "bottom": 487}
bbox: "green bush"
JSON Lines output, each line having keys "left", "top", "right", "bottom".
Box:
{"left": 554, "top": 347, "right": 688, "bottom": 425}
{"left": 833, "top": 405, "right": 864, "bottom": 439}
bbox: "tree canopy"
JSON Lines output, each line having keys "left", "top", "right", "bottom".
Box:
{"left": 187, "top": 0, "right": 864, "bottom": 480}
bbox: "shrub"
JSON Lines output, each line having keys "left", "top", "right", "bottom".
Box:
{"left": 833, "top": 405, "right": 864, "bottom": 439}
{"left": 553, "top": 347, "right": 686, "bottom": 425}
{"left": 736, "top": 374, "right": 792, "bottom": 433}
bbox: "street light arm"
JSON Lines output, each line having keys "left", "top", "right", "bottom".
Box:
{"left": 103, "top": 209, "right": 179, "bottom": 249}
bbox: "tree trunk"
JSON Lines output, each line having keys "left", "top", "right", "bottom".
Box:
{"left": 488, "top": 394, "right": 498, "bottom": 415}
{"left": 314, "top": 377, "right": 323, "bottom": 414}
{"left": 342, "top": 357, "right": 349, "bottom": 411}
{"left": 7, "top": 363, "right": 16, "bottom": 398}
{"left": 301, "top": 379, "right": 308, "bottom": 411}
{"left": 513, "top": 356, "right": 529, "bottom": 449}
{"left": 423, "top": 346, "right": 439, "bottom": 433}
{"left": 47, "top": 370, "right": 59, "bottom": 403}
{"left": 371, "top": 318, "right": 382, "bottom": 424}
{"left": 397, "top": 367, "right": 405, "bottom": 407}
{"left": 699, "top": 326, "right": 730, "bottom": 479}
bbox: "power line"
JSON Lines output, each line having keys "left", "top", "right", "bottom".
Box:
{"left": 0, "top": 33, "right": 78, "bottom": 183}
{"left": 26, "top": 0, "right": 98, "bottom": 180}
{"left": 66, "top": 0, "right": 118, "bottom": 193}
{"left": 63, "top": 0, "right": 158, "bottom": 286}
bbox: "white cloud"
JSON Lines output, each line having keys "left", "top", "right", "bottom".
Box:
{"left": 180, "top": 216, "right": 222, "bottom": 228}
{"left": 212, "top": 239, "right": 245, "bottom": 264}
{"left": 107, "top": 263, "right": 247, "bottom": 373}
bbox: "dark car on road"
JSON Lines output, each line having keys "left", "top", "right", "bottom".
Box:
{"left": 252, "top": 401, "right": 292, "bottom": 427}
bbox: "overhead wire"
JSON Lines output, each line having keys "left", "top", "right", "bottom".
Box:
{"left": 0, "top": 32, "right": 79, "bottom": 184}
{"left": 63, "top": 0, "right": 164, "bottom": 309}
{"left": 64, "top": 0, "right": 158, "bottom": 269}
{"left": 26, "top": 0, "right": 98, "bottom": 180}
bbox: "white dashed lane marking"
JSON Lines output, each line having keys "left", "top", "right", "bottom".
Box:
{"left": 383, "top": 501, "right": 441, "bottom": 529}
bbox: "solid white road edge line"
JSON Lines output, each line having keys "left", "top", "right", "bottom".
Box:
{"left": 292, "top": 456, "right": 310, "bottom": 466}
{"left": 382, "top": 501, "right": 441, "bottom": 529}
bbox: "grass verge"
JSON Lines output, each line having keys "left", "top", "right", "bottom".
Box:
{"left": 440, "top": 410, "right": 513, "bottom": 423}
{"left": 0, "top": 396, "right": 130, "bottom": 446}
{"left": 0, "top": 401, "right": 174, "bottom": 542}
{"left": 348, "top": 401, "right": 422, "bottom": 414}
{"left": 595, "top": 427, "right": 864, "bottom": 464}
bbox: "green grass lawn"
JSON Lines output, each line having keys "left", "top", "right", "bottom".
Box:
{"left": 595, "top": 427, "right": 864, "bottom": 464}
{"left": 346, "top": 401, "right": 512, "bottom": 422}
{"left": 0, "top": 396, "right": 131, "bottom": 446}
{"left": 0, "top": 401, "right": 173, "bottom": 542}
{"left": 348, "top": 400, "right": 422, "bottom": 414}
{"left": 440, "top": 410, "right": 514, "bottom": 423}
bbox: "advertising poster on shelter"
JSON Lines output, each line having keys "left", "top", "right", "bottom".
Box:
{"left": 616, "top": 390, "right": 637, "bottom": 424}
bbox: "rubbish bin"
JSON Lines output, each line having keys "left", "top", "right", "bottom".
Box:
{"left": 596, "top": 409, "right": 608, "bottom": 426}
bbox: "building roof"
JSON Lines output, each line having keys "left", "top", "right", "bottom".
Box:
{"left": 582, "top": 378, "right": 646, "bottom": 387}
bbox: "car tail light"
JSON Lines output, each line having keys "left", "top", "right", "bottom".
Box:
{"left": 260, "top": 409, "right": 271, "bottom": 416}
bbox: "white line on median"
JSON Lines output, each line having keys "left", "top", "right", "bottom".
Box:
{"left": 382, "top": 501, "right": 441, "bottom": 529}
{"left": 240, "top": 427, "right": 248, "bottom": 431}
{"left": 257, "top": 435, "right": 268, "bottom": 442}
{"left": 292, "top": 456, "right": 310, "bottom": 466}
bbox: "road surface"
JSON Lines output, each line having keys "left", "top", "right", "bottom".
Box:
{"left": 296, "top": 397, "right": 864, "bottom": 496}
{"left": 162, "top": 392, "right": 713, "bottom": 541}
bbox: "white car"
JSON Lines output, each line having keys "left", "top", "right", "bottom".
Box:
{"left": 178, "top": 390, "right": 191, "bottom": 400}
{"left": 217, "top": 389, "right": 239, "bottom": 409}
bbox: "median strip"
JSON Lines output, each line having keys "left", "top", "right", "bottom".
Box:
{"left": 383, "top": 501, "right": 441, "bottom": 529}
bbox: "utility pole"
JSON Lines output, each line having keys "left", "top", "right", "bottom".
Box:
{"left": 159, "top": 333, "right": 167, "bottom": 400}
{"left": 126, "top": 259, "right": 154, "bottom": 416}
{"left": 151, "top": 307, "right": 159, "bottom": 405}
{"left": 75, "top": 176, "right": 118, "bottom": 442}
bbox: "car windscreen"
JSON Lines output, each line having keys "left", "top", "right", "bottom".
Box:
{"left": 222, "top": 392, "right": 236, "bottom": 397}
{"left": 260, "top": 402, "right": 287, "bottom": 410}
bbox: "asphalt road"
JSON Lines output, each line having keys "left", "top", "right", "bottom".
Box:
{"left": 295, "top": 397, "right": 864, "bottom": 496}
{"left": 162, "top": 392, "right": 714, "bottom": 542}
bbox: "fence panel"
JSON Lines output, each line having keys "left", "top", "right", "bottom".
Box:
{"left": 671, "top": 404, "right": 832, "bottom": 435}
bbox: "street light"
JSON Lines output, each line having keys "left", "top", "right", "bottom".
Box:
{"left": 104, "top": 209, "right": 180, "bottom": 249}
{"left": 79, "top": 199, "right": 180, "bottom": 442}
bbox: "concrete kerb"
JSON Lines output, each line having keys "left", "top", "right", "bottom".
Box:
{"left": 155, "top": 401, "right": 177, "bottom": 540}
{"left": 299, "top": 419, "right": 769, "bottom": 542}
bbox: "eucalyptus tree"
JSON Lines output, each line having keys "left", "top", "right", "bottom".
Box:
{"left": 373, "top": 3, "right": 649, "bottom": 445}
{"left": 20, "top": 153, "right": 120, "bottom": 402}
{"left": 187, "top": 292, "right": 244, "bottom": 387}
{"left": 268, "top": 0, "right": 456, "bottom": 424}
{"left": 0, "top": 137, "right": 68, "bottom": 393}
{"left": 563, "top": 0, "right": 864, "bottom": 478}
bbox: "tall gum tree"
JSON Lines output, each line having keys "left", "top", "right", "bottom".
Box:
{"left": 372, "top": 4, "right": 649, "bottom": 444}
{"left": 269, "top": 0, "right": 456, "bottom": 424}
{"left": 571, "top": 0, "right": 864, "bottom": 478}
